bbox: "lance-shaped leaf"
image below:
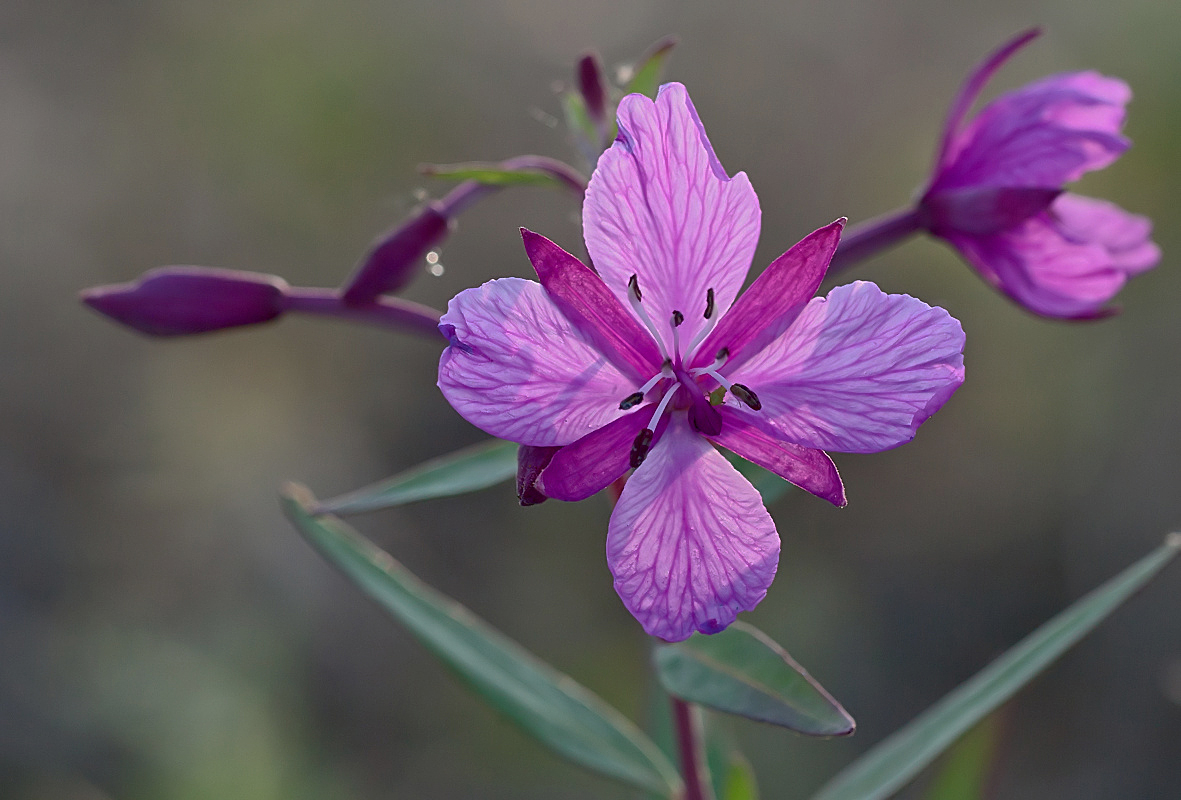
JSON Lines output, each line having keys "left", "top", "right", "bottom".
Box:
{"left": 282, "top": 484, "right": 683, "bottom": 796}
{"left": 312, "top": 439, "right": 518, "bottom": 516}
{"left": 810, "top": 533, "right": 1181, "bottom": 800}
{"left": 421, "top": 161, "right": 570, "bottom": 189}
{"left": 654, "top": 621, "right": 854, "bottom": 736}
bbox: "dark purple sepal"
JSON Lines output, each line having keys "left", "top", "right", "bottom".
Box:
{"left": 517, "top": 444, "right": 561, "bottom": 506}
{"left": 692, "top": 219, "right": 844, "bottom": 374}
{"left": 920, "top": 186, "right": 1061, "bottom": 236}
{"left": 537, "top": 411, "right": 666, "bottom": 502}
{"left": 577, "top": 53, "right": 608, "bottom": 128}
{"left": 81, "top": 266, "right": 289, "bottom": 336}
{"left": 520, "top": 228, "right": 663, "bottom": 383}
{"left": 342, "top": 202, "right": 452, "bottom": 303}
{"left": 708, "top": 407, "right": 847, "bottom": 507}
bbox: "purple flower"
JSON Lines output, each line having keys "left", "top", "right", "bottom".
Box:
{"left": 919, "top": 29, "right": 1160, "bottom": 319}
{"left": 437, "top": 83, "right": 965, "bottom": 641}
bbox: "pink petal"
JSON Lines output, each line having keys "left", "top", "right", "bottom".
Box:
{"left": 437, "top": 278, "right": 634, "bottom": 446}
{"left": 691, "top": 220, "right": 843, "bottom": 373}
{"left": 937, "top": 70, "right": 1130, "bottom": 191}
{"left": 584, "top": 82, "right": 761, "bottom": 348}
{"left": 707, "top": 407, "right": 846, "bottom": 507}
{"left": 536, "top": 410, "right": 650, "bottom": 502}
{"left": 945, "top": 193, "right": 1159, "bottom": 319}
{"left": 1052, "top": 194, "right": 1161, "bottom": 274}
{"left": 728, "top": 282, "right": 965, "bottom": 453}
{"left": 607, "top": 418, "right": 779, "bottom": 642}
{"left": 521, "top": 229, "right": 663, "bottom": 383}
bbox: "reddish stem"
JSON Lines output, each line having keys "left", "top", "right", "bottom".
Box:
{"left": 671, "top": 696, "right": 714, "bottom": 800}
{"left": 826, "top": 206, "right": 923, "bottom": 276}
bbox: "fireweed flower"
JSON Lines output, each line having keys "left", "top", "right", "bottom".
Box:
{"left": 918, "top": 29, "right": 1160, "bottom": 318}
{"left": 437, "top": 83, "right": 965, "bottom": 641}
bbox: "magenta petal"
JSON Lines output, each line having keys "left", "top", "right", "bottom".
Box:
{"left": 692, "top": 220, "right": 843, "bottom": 372}
{"left": 584, "top": 82, "right": 761, "bottom": 347}
{"left": 937, "top": 71, "right": 1131, "bottom": 191}
{"left": 437, "top": 277, "right": 635, "bottom": 446}
{"left": 607, "top": 419, "right": 779, "bottom": 641}
{"left": 521, "top": 229, "right": 662, "bottom": 383}
{"left": 729, "top": 282, "right": 966, "bottom": 453}
{"left": 1052, "top": 194, "right": 1160, "bottom": 274}
{"left": 536, "top": 410, "right": 652, "bottom": 502}
{"left": 945, "top": 193, "right": 1159, "bottom": 319}
{"left": 707, "top": 407, "right": 846, "bottom": 507}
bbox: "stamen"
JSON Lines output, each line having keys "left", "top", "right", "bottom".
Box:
{"left": 671, "top": 310, "right": 684, "bottom": 327}
{"left": 695, "top": 366, "right": 733, "bottom": 391}
{"left": 627, "top": 274, "right": 642, "bottom": 303}
{"left": 730, "top": 383, "right": 762, "bottom": 411}
{"left": 626, "top": 274, "right": 669, "bottom": 361}
{"left": 671, "top": 311, "right": 683, "bottom": 357}
{"left": 684, "top": 289, "right": 722, "bottom": 355}
{"left": 689, "top": 348, "right": 730, "bottom": 378}
{"left": 619, "top": 392, "right": 644, "bottom": 410}
{"left": 647, "top": 382, "right": 681, "bottom": 432}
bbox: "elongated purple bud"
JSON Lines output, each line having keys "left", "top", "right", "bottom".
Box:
{"left": 81, "top": 266, "right": 289, "bottom": 336}
{"left": 342, "top": 202, "right": 452, "bottom": 303}
{"left": 577, "top": 53, "right": 608, "bottom": 127}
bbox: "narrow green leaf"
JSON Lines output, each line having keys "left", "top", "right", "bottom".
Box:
{"left": 654, "top": 621, "right": 854, "bottom": 736}
{"left": 282, "top": 485, "right": 683, "bottom": 796}
{"left": 623, "top": 36, "right": 678, "bottom": 99}
{"left": 923, "top": 712, "right": 1003, "bottom": 800}
{"left": 725, "top": 452, "right": 792, "bottom": 505}
{"left": 420, "top": 162, "right": 566, "bottom": 188}
{"left": 313, "top": 439, "right": 518, "bottom": 516}
{"left": 811, "top": 534, "right": 1181, "bottom": 800}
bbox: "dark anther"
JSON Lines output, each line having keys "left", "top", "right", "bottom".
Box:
{"left": 671, "top": 310, "right": 684, "bottom": 327}
{"left": 628, "top": 274, "right": 642, "bottom": 302}
{"left": 715, "top": 347, "right": 729, "bottom": 361}
{"left": 619, "top": 392, "right": 645, "bottom": 410}
{"left": 730, "top": 383, "right": 762, "bottom": 411}
{"left": 704, "top": 288, "right": 715, "bottom": 319}
{"left": 630, "top": 428, "right": 654, "bottom": 468}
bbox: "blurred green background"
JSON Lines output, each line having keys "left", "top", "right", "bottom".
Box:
{"left": 2, "top": 1, "right": 1179, "bottom": 798}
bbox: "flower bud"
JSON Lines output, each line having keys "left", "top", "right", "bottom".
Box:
{"left": 341, "top": 202, "right": 451, "bottom": 304}
{"left": 81, "top": 266, "right": 289, "bottom": 336}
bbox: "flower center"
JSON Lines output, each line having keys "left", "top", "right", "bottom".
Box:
{"left": 618, "top": 275, "right": 761, "bottom": 466}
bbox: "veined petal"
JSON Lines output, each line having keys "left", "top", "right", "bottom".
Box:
{"left": 728, "top": 282, "right": 965, "bottom": 453}
{"left": 607, "top": 418, "right": 779, "bottom": 642}
{"left": 945, "top": 194, "right": 1158, "bottom": 319}
{"left": 437, "top": 278, "right": 634, "bottom": 446}
{"left": 691, "top": 220, "right": 842, "bottom": 372}
{"left": 584, "top": 82, "right": 761, "bottom": 347}
{"left": 937, "top": 71, "right": 1130, "bottom": 191}
{"left": 707, "top": 407, "right": 846, "bottom": 507}
{"left": 521, "top": 229, "right": 663, "bottom": 383}
{"left": 536, "top": 410, "right": 650, "bottom": 502}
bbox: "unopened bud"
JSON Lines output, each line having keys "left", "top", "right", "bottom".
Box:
{"left": 342, "top": 202, "right": 452, "bottom": 303}
{"left": 81, "top": 266, "right": 289, "bottom": 336}
{"left": 576, "top": 53, "right": 608, "bottom": 127}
